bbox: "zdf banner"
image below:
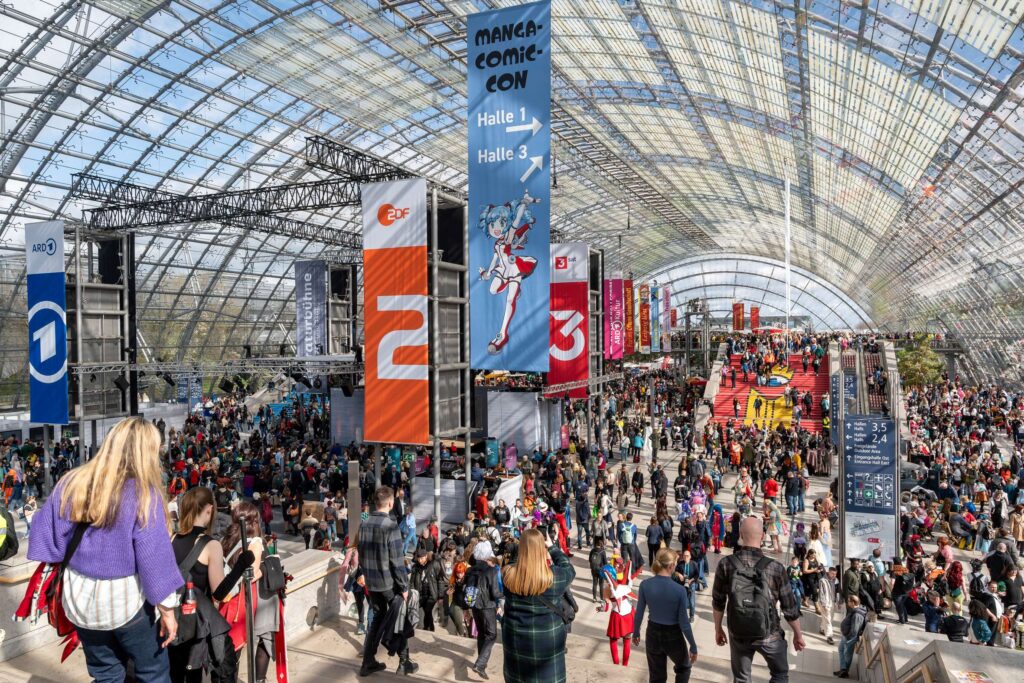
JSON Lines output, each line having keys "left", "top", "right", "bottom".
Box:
{"left": 26, "top": 221, "right": 68, "bottom": 425}
{"left": 362, "top": 178, "right": 429, "bottom": 445}
{"left": 548, "top": 243, "right": 589, "bottom": 398}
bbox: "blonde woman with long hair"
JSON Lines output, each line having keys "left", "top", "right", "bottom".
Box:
{"left": 28, "top": 417, "right": 183, "bottom": 683}
{"left": 500, "top": 528, "right": 576, "bottom": 683}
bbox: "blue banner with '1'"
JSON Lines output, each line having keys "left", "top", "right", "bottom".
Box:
{"left": 25, "top": 221, "right": 69, "bottom": 425}
{"left": 467, "top": 0, "right": 551, "bottom": 371}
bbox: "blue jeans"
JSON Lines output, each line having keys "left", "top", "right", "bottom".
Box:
{"left": 786, "top": 495, "right": 799, "bottom": 515}
{"left": 838, "top": 636, "right": 858, "bottom": 671}
{"left": 75, "top": 606, "right": 170, "bottom": 683}
{"left": 402, "top": 532, "right": 416, "bottom": 555}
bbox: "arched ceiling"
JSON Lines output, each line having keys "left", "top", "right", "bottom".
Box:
{"left": 2, "top": 0, "right": 1024, "bottom": 404}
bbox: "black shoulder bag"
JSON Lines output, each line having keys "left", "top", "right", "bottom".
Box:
{"left": 171, "top": 535, "right": 211, "bottom": 646}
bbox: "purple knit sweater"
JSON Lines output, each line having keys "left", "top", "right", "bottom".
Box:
{"left": 27, "top": 479, "right": 183, "bottom": 606}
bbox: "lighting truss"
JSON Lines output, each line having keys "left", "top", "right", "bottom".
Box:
{"left": 71, "top": 356, "right": 362, "bottom": 376}
{"left": 77, "top": 174, "right": 363, "bottom": 247}
{"left": 304, "top": 135, "right": 467, "bottom": 201}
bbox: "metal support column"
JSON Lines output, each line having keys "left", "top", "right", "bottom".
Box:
{"left": 125, "top": 233, "right": 139, "bottom": 415}
{"left": 430, "top": 188, "right": 442, "bottom": 523}
{"left": 463, "top": 202, "right": 473, "bottom": 504}
{"left": 74, "top": 223, "right": 86, "bottom": 461}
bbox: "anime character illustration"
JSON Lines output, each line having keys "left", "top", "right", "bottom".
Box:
{"left": 477, "top": 189, "right": 541, "bottom": 354}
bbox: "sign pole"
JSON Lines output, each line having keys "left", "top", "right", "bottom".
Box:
{"left": 784, "top": 176, "right": 791, "bottom": 332}
{"left": 74, "top": 222, "right": 86, "bottom": 461}
{"left": 431, "top": 187, "right": 442, "bottom": 524}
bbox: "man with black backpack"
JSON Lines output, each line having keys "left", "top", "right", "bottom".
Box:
{"left": 712, "top": 516, "right": 805, "bottom": 682}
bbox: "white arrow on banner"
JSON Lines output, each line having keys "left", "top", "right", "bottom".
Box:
{"left": 520, "top": 155, "right": 544, "bottom": 183}
{"left": 506, "top": 117, "right": 543, "bottom": 135}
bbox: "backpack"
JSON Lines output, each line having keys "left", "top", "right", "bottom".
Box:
{"left": 0, "top": 506, "right": 18, "bottom": 561}
{"left": 589, "top": 548, "right": 605, "bottom": 571}
{"left": 621, "top": 523, "right": 635, "bottom": 545}
{"left": 458, "top": 571, "right": 480, "bottom": 609}
{"left": 726, "top": 556, "right": 776, "bottom": 641}
{"left": 258, "top": 554, "right": 288, "bottom": 599}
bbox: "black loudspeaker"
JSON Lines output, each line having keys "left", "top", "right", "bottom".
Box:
{"left": 112, "top": 375, "right": 130, "bottom": 392}
{"left": 312, "top": 376, "right": 323, "bottom": 390}
{"left": 330, "top": 267, "right": 350, "bottom": 298}
{"left": 98, "top": 240, "right": 122, "bottom": 284}
{"left": 219, "top": 378, "right": 235, "bottom": 393}
{"left": 436, "top": 206, "right": 465, "bottom": 265}
{"left": 340, "top": 380, "right": 354, "bottom": 397}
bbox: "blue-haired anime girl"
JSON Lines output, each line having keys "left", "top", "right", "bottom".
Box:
{"left": 477, "top": 189, "right": 541, "bottom": 354}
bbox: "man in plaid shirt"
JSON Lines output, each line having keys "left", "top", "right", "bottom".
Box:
{"left": 358, "top": 486, "right": 416, "bottom": 677}
{"left": 712, "top": 516, "right": 805, "bottom": 683}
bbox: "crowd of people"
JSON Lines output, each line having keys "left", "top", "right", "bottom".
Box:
{"left": 9, "top": 330, "right": 1024, "bottom": 683}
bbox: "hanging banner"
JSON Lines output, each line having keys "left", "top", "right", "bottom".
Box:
{"left": 467, "top": 0, "right": 552, "bottom": 371}
{"left": 750, "top": 305, "right": 760, "bottom": 331}
{"left": 547, "top": 242, "right": 589, "bottom": 398}
{"left": 650, "top": 286, "right": 661, "bottom": 353}
{"left": 842, "top": 417, "right": 899, "bottom": 561}
{"left": 362, "top": 178, "right": 430, "bottom": 445}
{"left": 732, "top": 302, "right": 745, "bottom": 331}
{"left": 624, "top": 279, "right": 635, "bottom": 356}
{"left": 671, "top": 308, "right": 678, "bottom": 330}
{"left": 295, "top": 260, "right": 328, "bottom": 357}
{"left": 604, "top": 274, "right": 624, "bottom": 360}
{"left": 638, "top": 283, "right": 651, "bottom": 354}
{"left": 662, "top": 286, "right": 672, "bottom": 351}
{"left": 26, "top": 221, "right": 69, "bottom": 424}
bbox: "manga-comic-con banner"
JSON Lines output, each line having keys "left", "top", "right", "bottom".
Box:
{"left": 638, "top": 283, "right": 651, "bottom": 353}
{"left": 548, "top": 242, "right": 588, "bottom": 398}
{"left": 467, "top": 1, "right": 551, "bottom": 371}
{"left": 624, "top": 279, "right": 635, "bottom": 356}
{"left": 362, "top": 178, "right": 430, "bottom": 445}
{"left": 650, "top": 286, "right": 661, "bottom": 353}
{"left": 604, "top": 274, "right": 624, "bottom": 360}
{"left": 662, "top": 286, "right": 672, "bottom": 351}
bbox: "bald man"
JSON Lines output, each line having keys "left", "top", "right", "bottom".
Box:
{"left": 712, "top": 516, "right": 805, "bottom": 683}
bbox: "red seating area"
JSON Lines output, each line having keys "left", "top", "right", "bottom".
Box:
{"left": 712, "top": 354, "right": 830, "bottom": 433}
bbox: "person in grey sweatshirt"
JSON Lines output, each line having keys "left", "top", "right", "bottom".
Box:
{"left": 834, "top": 595, "right": 867, "bottom": 679}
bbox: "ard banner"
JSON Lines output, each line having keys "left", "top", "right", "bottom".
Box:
{"left": 362, "top": 178, "right": 429, "bottom": 445}
{"left": 732, "top": 301, "right": 745, "bottom": 331}
{"left": 604, "top": 274, "right": 624, "bottom": 360}
{"left": 750, "top": 305, "right": 760, "bottom": 331}
{"left": 467, "top": 1, "right": 552, "bottom": 371}
{"left": 548, "top": 243, "right": 589, "bottom": 398}
{"left": 638, "top": 283, "right": 651, "bottom": 354}
{"left": 26, "top": 221, "right": 69, "bottom": 424}
{"left": 650, "top": 286, "right": 661, "bottom": 353}
{"left": 624, "top": 278, "right": 635, "bottom": 356}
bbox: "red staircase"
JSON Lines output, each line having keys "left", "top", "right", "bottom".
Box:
{"left": 712, "top": 354, "right": 830, "bottom": 432}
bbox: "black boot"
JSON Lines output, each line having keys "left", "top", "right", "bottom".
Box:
{"left": 399, "top": 655, "right": 419, "bottom": 675}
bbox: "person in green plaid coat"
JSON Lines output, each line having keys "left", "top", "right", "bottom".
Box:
{"left": 501, "top": 528, "right": 577, "bottom": 682}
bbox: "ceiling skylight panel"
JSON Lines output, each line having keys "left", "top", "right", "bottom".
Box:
{"left": 892, "top": 0, "right": 1024, "bottom": 57}
{"left": 673, "top": 0, "right": 729, "bottom": 22}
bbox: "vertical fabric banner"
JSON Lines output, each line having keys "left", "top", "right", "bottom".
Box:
{"left": 468, "top": 1, "right": 551, "bottom": 371}
{"left": 650, "top": 286, "right": 661, "bottom": 353}
{"left": 638, "top": 283, "right": 651, "bottom": 354}
{"left": 732, "top": 302, "right": 745, "bottom": 331}
{"left": 294, "top": 260, "right": 328, "bottom": 356}
{"left": 362, "top": 178, "right": 430, "bottom": 445}
{"left": 624, "top": 279, "right": 635, "bottom": 356}
{"left": 25, "top": 221, "right": 68, "bottom": 424}
{"left": 548, "top": 243, "right": 589, "bottom": 398}
{"left": 750, "top": 306, "right": 760, "bottom": 331}
{"left": 671, "top": 308, "right": 678, "bottom": 330}
{"left": 662, "top": 286, "right": 672, "bottom": 351}
{"left": 604, "top": 273, "right": 624, "bottom": 360}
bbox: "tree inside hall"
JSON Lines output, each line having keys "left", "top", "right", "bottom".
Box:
{"left": 896, "top": 334, "right": 945, "bottom": 387}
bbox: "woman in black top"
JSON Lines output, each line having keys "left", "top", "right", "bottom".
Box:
{"left": 169, "top": 488, "right": 252, "bottom": 683}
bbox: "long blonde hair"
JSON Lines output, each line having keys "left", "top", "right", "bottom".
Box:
{"left": 502, "top": 528, "right": 553, "bottom": 597}
{"left": 59, "top": 417, "right": 166, "bottom": 529}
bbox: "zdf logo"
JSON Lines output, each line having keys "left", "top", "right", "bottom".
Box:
{"left": 377, "top": 204, "right": 410, "bottom": 226}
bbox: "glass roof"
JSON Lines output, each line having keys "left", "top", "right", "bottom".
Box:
{"left": 647, "top": 252, "right": 874, "bottom": 331}
{"left": 1, "top": 0, "right": 1024, "bottom": 406}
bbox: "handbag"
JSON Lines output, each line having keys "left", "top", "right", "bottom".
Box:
{"left": 258, "top": 554, "right": 287, "bottom": 599}
{"left": 171, "top": 535, "right": 212, "bottom": 646}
